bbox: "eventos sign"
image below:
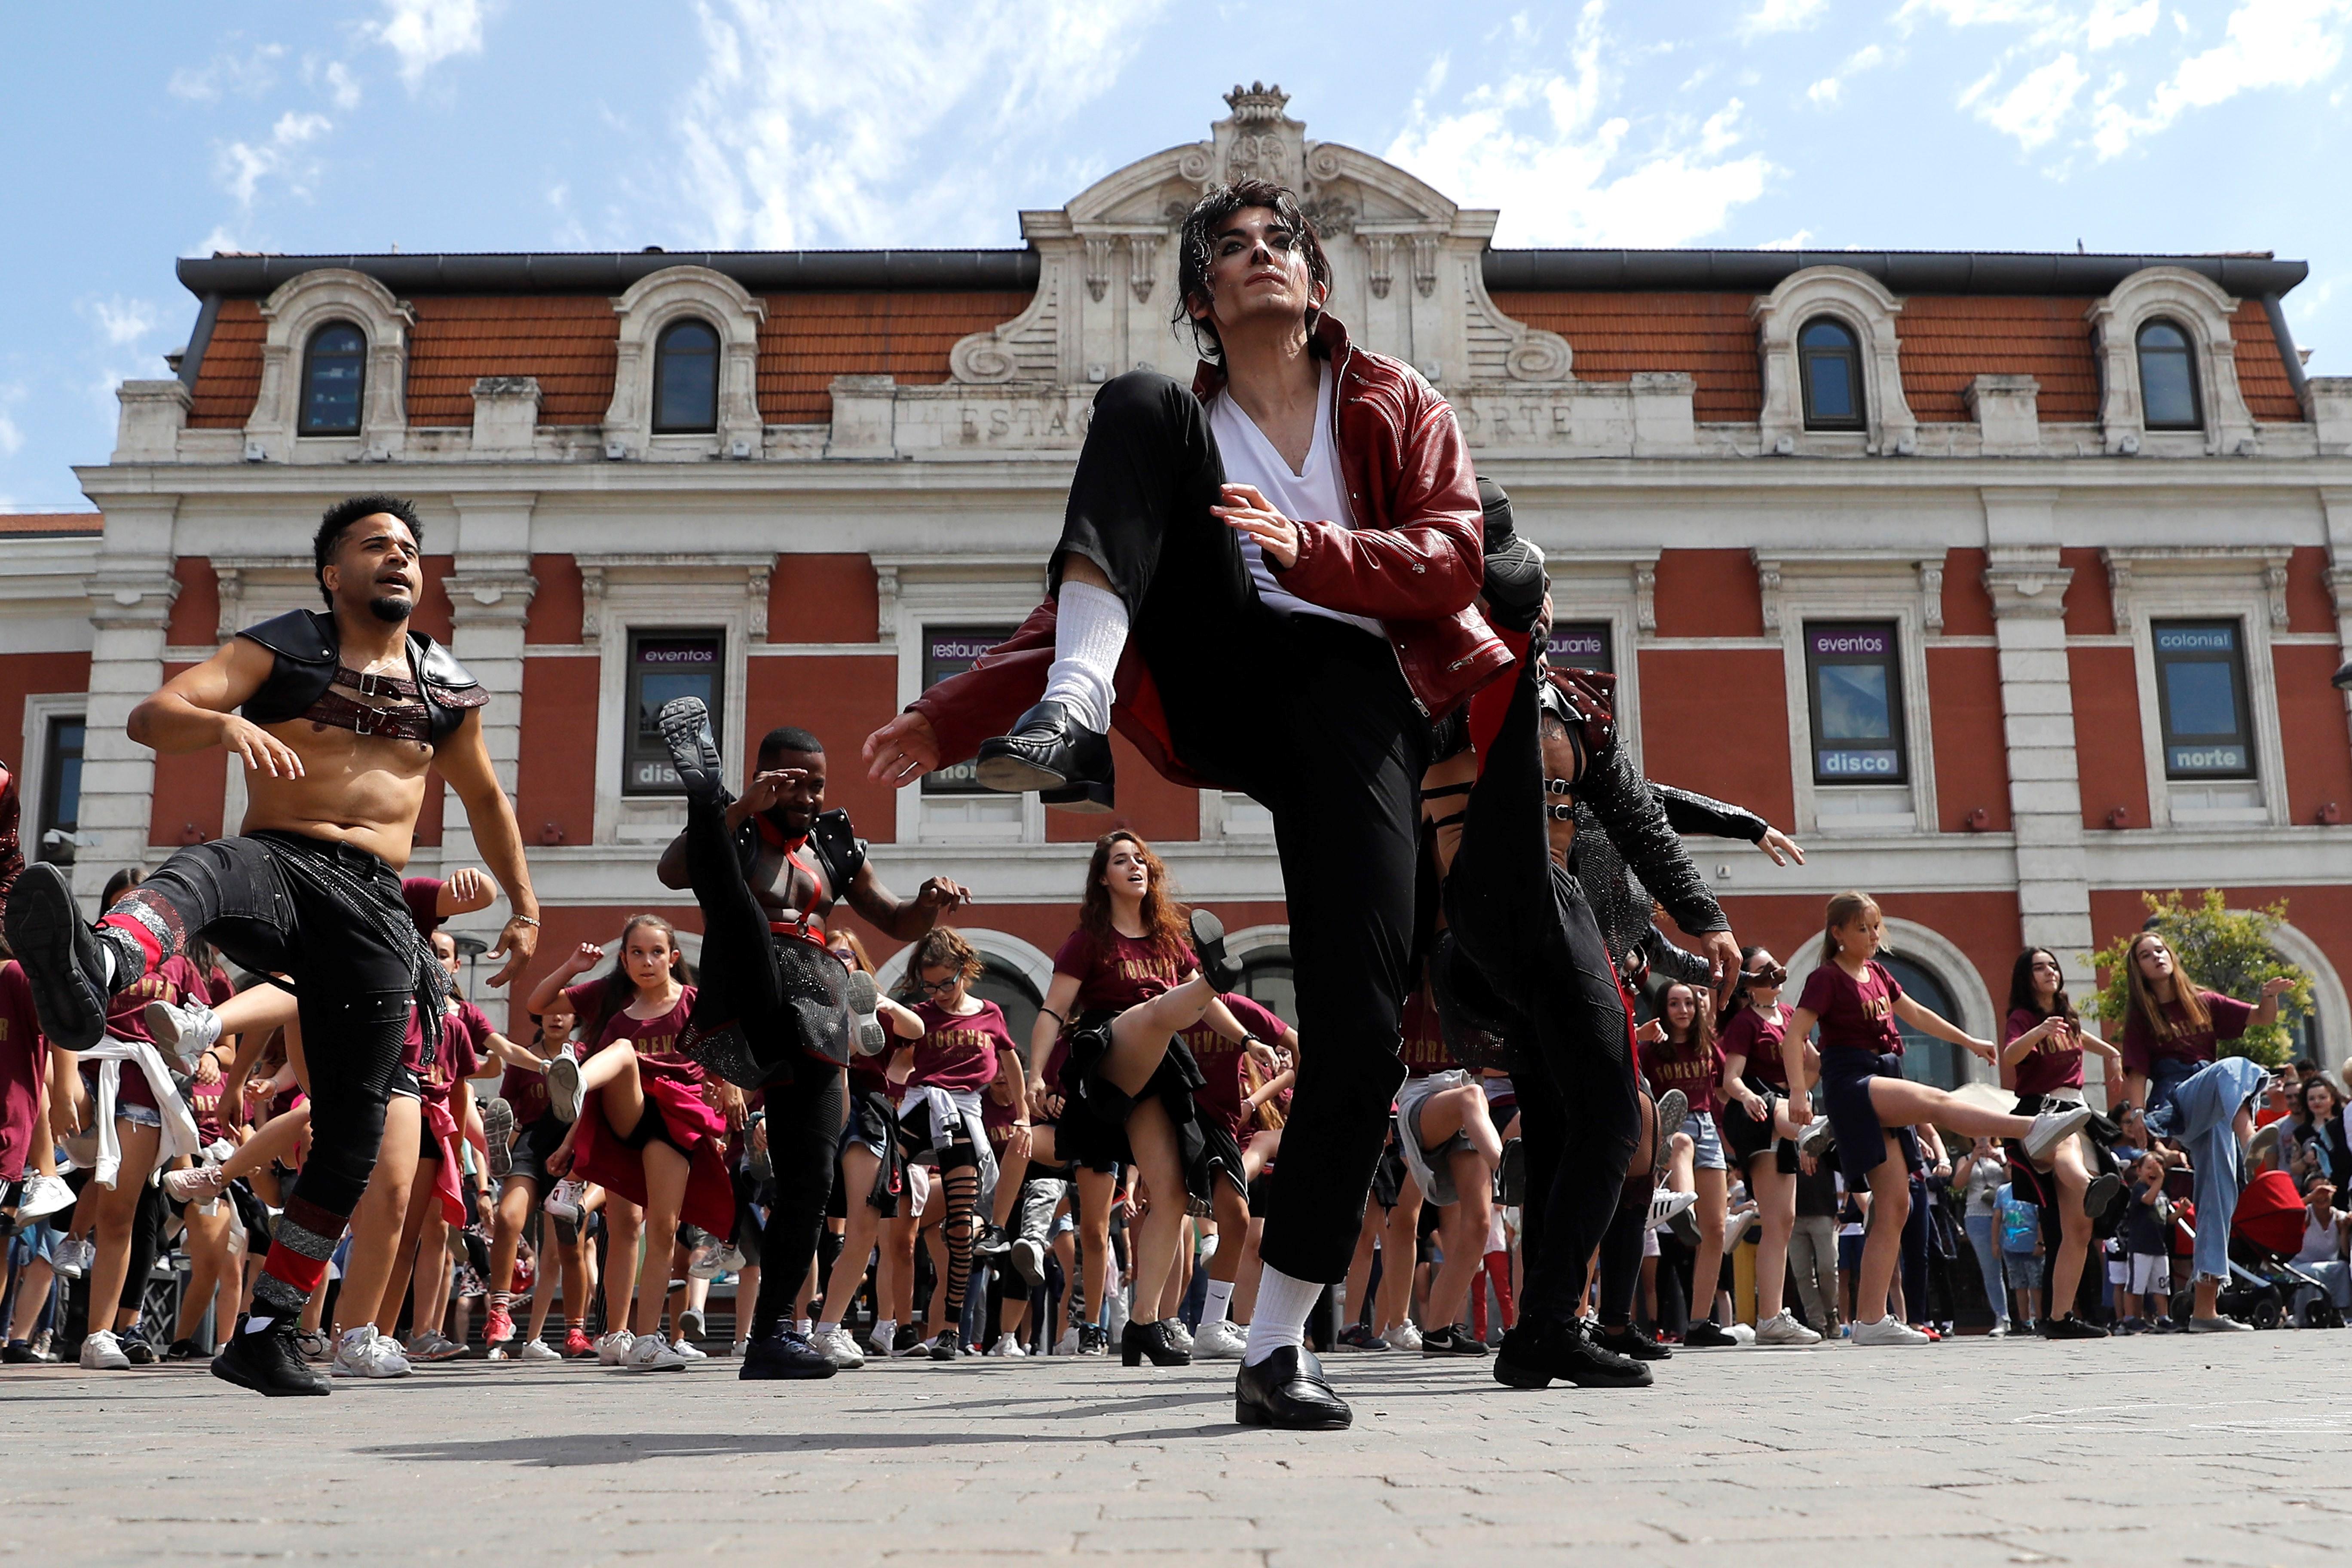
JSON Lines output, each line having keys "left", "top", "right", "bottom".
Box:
{"left": 1810, "top": 626, "right": 1890, "bottom": 658}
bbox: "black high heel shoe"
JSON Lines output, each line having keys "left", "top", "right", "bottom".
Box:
{"left": 1121, "top": 1318, "right": 1191, "bottom": 1367}
{"left": 1189, "top": 910, "right": 1242, "bottom": 991}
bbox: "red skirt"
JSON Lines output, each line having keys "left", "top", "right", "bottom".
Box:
{"left": 421, "top": 1097, "right": 469, "bottom": 1228}
{"left": 572, "top": 1069, "right": 735, "bottom": 1239}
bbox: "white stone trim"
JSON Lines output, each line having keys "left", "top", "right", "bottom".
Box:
{"left": 1753, "top": 266, "right": 1918, "bottom": 458}
{"left": 1783, "top": 917, "right": 1996, "bottom": 1084}
{"left": 2086, "top": 266, "right": 2260, "bottom": 457}
{"left": 2104, "top": 546, "right": 2291, "bottom": 830}
{"left": 17, "top": 692, "right": 87, "bottom": 862}
{"left": 244, "top": 268, "right": 414, "bottom": 463}
{"left": 602, "top": 266, "right": 767, "bottom": 461}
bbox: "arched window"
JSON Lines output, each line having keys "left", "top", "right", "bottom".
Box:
{"left": 971, "top": 956, "right": 1042, "bottom": 1060}
{"left": 2136, "top": 318, "right": 2202, "bottom": 431}
{"left": 298, "top": 321, "right": 367, "bottom": 435}
{"left": 652, "top": 318, "right": 720, "bottom": 433}
{"left": 1237, "top": 945, "right": 1297, "bottom": 1029}
{"left": 1798, "top": 318, "right": 1865, "bottom": 430}
{"left": 1881, "top": 954, "right": 1965, "bottom": 1090}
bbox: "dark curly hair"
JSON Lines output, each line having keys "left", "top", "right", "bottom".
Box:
{"left": 313, "top": 493, "right": 423, "bottom": 608}
{"left": 1171, "top": 179, "right": 1332, "bottom": 363}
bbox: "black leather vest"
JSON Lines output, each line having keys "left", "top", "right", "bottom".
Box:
{"left": 236, "top": 610, "right": 485, "bottom": 745}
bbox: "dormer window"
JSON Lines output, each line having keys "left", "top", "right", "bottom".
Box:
{"left": 1798, "top": 318, "right": 1865, "bottom": 430}
{"left": 653, "top": 318, "right": 720, "bottom": 434}
{"left": 2136, "top": 318, "right": 2202, "bottom": 431}
{"left": 298, "top": 321, "right": 367, "bottom": 435}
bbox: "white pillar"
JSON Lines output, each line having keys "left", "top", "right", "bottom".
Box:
{"left": 437, "top": 493, "right": 537, "bottom": 962}
{"left": 74, "top": 499, "right": 180, "bottom": 911}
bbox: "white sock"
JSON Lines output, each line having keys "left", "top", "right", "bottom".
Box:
{"left": 1203, "top": 1279, "right": 1235, "bottom": 1328}
{"left": 872, "top": 1317, "right": 896, "bottom": 1344}
{"left": 1242, "top": 1266, "right": 1325, "bottom": 1367}
{"left": 242, "top": 1316, "right": 273, "bottom": 1334}
{"left": 793, "top": 1317, "right": 812, "bottom": 1336}
{"left": 96, "top": 940, "right": 119, "bottom": 989}
{"left": 815, "top": 1320, "right": 838, "bottom": 1338}
{"left": 1041, "top": 580, "right": 1127, "bottom": 733}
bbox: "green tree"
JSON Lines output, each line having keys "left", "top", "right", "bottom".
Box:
{"left": 2088, "top": 890, "right": 2312, "bottom": 1069}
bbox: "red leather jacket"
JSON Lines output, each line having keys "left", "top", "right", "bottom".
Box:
{"left": 911, "top": 316, "right": 1510, "bottom": 786}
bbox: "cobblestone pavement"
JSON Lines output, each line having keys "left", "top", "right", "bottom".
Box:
{"left": 2, "top": 1332, "right": 2346, "bottom": 1565}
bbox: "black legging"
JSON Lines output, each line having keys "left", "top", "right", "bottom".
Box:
{"left": 1594, "top": 1093, "right": 1662, "bottom": 1328}
{"left": 675, "top": 790, "right": 848, "bottom": 1342}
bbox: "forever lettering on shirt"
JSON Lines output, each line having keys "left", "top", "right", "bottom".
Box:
{"left": 592, "top": 986, "right": 703, "bottom": 1085}
{"left": 1207, "top": 363, "right": 1384, "bottom": 639}
{"left": 1181, "top": 992, "right": 1285, "bottom": 1130}
{"left": 2117, "top": 988, "right": 2256, "bottom": 1073}
{"left": 1641, "top": 1029, "right": 1724, "bottom": 1114}
{"left": 2004, "top": 1006, "right": 2084, "bottom": 1096}
{"left": 1720, "top": 1004, "right": 1788, "bottom": 1090}
{"left": 1798, "top": 960, "right": 1906, "bottom": 1057}
{"left": 907, "top": 998, "right": 1010, "bottom": 1094}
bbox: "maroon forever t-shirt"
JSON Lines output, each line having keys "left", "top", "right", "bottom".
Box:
{"left": 907, "top": 998, "right": 1010, "bottom": 1094}
{"left": 1719, "top": 1004, "right": 1789, "bottom": 1092}
{"left": 1179, "top": 992, "right": 1286, "bottom": 1137}
{"left": 2118, "top": 989, "right": 2255, "bottom": 1075}
{"left": 1045, "top": 927, "right": 1192, "bottom": 1084}
{"left": 1798, "top": 959, "right": 1905, "bottom": 1057}
{"left": 1642, "top": 1029, "right": 1724, "bottom": 1115}
{"left": 2005, "top": 1006, "right": 2083, "bottom": 1098}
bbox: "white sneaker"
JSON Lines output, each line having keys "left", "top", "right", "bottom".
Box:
{"left": 904, "top": 1335, "right": 939, "bottom": 1360}
{"left": 162, "top": 1165, "right": 226, "bottom": 1203}
{"left": 2021, "top": 1103, "right": 2096, "bottom": 1164}
{"left": 842, "top": 968, "right": 888, "bottom": 1057}
{"left": 516, "top": 1337, "right": 563, "bottom": 1363}
{"left": 15, "top": 1172, "right": 74, "bottom": 1221}
{"left": 1381, "top": 1320, "right": 1424, "bottom": 1353}
{"left": 1755, "top": 1310, "right": 1822, "bottom": 1347}
{"left": 686, "top": 1240, "right": 744, "bottom": 1280}
{"left": 546, "top": 1047, "right": 585, "bottom": 1125}
{"left": 1052, "top": 1328, "right": 1080, "bottom": 1357}
{"left": 988, "top": 1332, "right": 1027, "bottom": 1358}
{"left": 623, "top": 1334, "right": 689, "bottom": 1372}
{"left": 1648, "top": 1187, "right": 1698, "bottom": 1231}
{"left": 79, "top": 1329, "right": 131, "bottom": 1370}
{"left": 1726, "top": 1321, "right": 1757, "bottom": 1344}
{"left": 332, "top": 1326, "right": 413, "bottom": 1378}
{"left": 50, "top": 1237, "right": 90, "bottom": 1280}
{"left": 677, "top": 1307, "right": 706, "bottom": 1343}
{"left": 669, "top": 1338, "right": 708, "bottom": 1361}
{"left": 1987, "top": 1320, "right": 2011, "bottom": 1338}
{"left": 1797, "top": 1115, "right": 1835, "bottom": 1159}
{"left": 1721, "top": 1205, "right": 1759, "bottom": 1255}
{"left": 594, "top": 1329, "right": 635, "bottom": 1366}
{"left": 542, "top": 1179, "right": 584, "bottom": 1224}
{"left": 730, "top": 1338, "right": 750, "bottom": 1358}
{"left": 1850, "top": 1315, "right": 1932, "bottom": 1347}
{"left": 143, "top": 997, "right": 223, "bottom": 1067}
{"left": 1165, "top": 1319, "right": 1194, "bottom": 1354}
{"left": 1192, "top": 1319, "right": 1250, "bottom": 1360}
{"left": 811, "top": 1327, "right": 865, "bottom": 1369}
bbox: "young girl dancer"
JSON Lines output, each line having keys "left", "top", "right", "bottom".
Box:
{"left": 534, "top": 917, "right": 741, "bottom": 1372}
{"left": 1782, "top": 892, "right": 2093, "bottom": 1346}
{"left": 872, "top": 927, "right": 1023, "bottom": 1361}
{"left": 2115, "top": 930, "right": 2291, "bottom": 1118}
{"left": 1716, "top": 946, "right": 1822, "bottom": 1347}
{"left": 481, "top": 995, "right": 573, "bottom": 1360}
{"left": 2002, "top": 946, "right": 2126, "bottom": 1338}
{"left": 1642, "top": 980, "right": 1736, "bottom": 1347}
{"left": 1031, "top": 831, "right": 1256, "bottom": 1366}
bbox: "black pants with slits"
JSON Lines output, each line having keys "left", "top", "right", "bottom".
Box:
{"left": 1054, "top": 371, "right": 1427, "bottom": 1285}
{"left": 676, "top": 792, "right": 843, "bottom": 1341}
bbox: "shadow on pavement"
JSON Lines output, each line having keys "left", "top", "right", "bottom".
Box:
{"left": 363, "top": 1423, "right": 1245, "bottom": 1466}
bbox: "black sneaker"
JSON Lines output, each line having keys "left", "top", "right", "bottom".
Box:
{"left": 974, "top": 700, "right": 1115, "bottom": 812}
{"left": 2041, "top": 1314, "right": 2110, "bottom": 1341}
{"left": 929, "top": 1327, "right": 963, "bottom": 1363}
{"left": 119, "top": 1326, "right": 157, "bottom": 1366}
{"left": 1421, "top": 1324, "right": 1492, "bottom": 1357}
{"left": 971, "top": 1223, "right": 1012, "bottom": 1262}
{"left": 1598, "top": 1323, "right": 1674, "bottom": 1361}
{"left": 1493, "top": 1319, "right": 1653, "bottom": 1390}
{"left": 893, "top": 1322, "right": 924, "bottom": 1356}
{"left": 211, "top": 1320, "right": 332, "bottom": 1397}
{"left": 166, "top": 1337, "right": 205, "bottom": 1361}
{"left": 1, "top": 1340, "right": 31, "bottom": 1364}
{"left": 2083, "top": 1170, "right": 2123, "bottom": 1225}
{"left": 1683, "top": 1318, "right": 1740, "bottom": 1349}
{"left": 739, "top": 1326, "right": 837, "bottom": 1381}
{"left": 1335, "top": 1322, "right": 1390, "bottom": 1352}
{"left": 1495, "top": 1137, "right": 1525, "bottom": 1206}
{"left": 656, "top": 696, "right": 733, "bottom": 806}
{"left": 1189, "top": 909, "right": 1241, "bottom": 991}
{"left": 5, "top": 862, "right": 121, "bottom": 1051}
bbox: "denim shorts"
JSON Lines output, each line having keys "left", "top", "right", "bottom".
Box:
{"left": 1681, "top": 1110, "right": 1727, "bottom": 1172}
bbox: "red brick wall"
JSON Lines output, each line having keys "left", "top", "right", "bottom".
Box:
{"left": 0, "top": 651, "right": 93, "bottom": 810}
{"left": 1941, "top": 548, "right": 1997, "bottom": 636}
{"left": 147, "top": 661, "right": 227, "bottom": 846}
{"left": 2061, "top": 547, "right": 2116, "bottom": 636}
{"left": 1928, "top": 643, "right": 2011, "bottom": 831}
{"left": 2275, "top": 645, "right": 2352, "bottom": 825}
{"left": 2287, "top": 546, "right": 2337, "bottom": 634}
{"left": 526, "top": 554, "right": 584, "bottom": 644}
{"left": 771, "top": 554, "right": 879, "bottom": 644}
{"left": 1640, "top": 648, "right": 1795, "bottom": 830}
{"left": 516, "top": 656, "right": 598, "bottom": 846}
{"left": 1652, "top": 548, "right": 1766, "bottom": 638}
{"left": 169, "top": 558, "right": 221, "bottom": 647}
{"left": 745, "top": 653, "right": 899, "bottom": 843}
{"left": 2070, "top": 646, "right": 2149, "bottom": 830}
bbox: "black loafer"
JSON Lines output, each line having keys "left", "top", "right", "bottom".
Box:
{"left": 5, "top": 862, "right": 115, "bottom": 1051}
{"left": 1188, "top": 909, "right": 1241, "bottom": 991}
{"left": 1234, "top": 1345, "right": 1351, "bottom": 1429}
{"left": 211, "top": 1320, "right": 331, "bottom": 1397}
{"left": 739, "top": 1328, "right": 838, "bottom": 1381}
{"left": 1493, "top": 1320, "right": 1653, "bottom": 1390}
{"left": 974, "top": 701, "right": 1115, "bottom": 812}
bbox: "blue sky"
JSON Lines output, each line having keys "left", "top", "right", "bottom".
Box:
{"left": 2, "top": 0, "right": 2347, "bottom": 508}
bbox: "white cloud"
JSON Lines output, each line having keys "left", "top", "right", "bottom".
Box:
{"left": 0, "top": 389, "right": 22, "bottom": 459}
{"left": 1808, "top": 75, "right": 1843, "bottom": 103}
{"left": 1386, "top": 9, "right": 1775, "bottom": 245}
{"left": 168, "top": 42, "right": 285, "bottom": 102}
{"left": 1975, "top": 50, "right": 2089, "bottom": 146}
{"left": 1761, "top": 228, "right": 1815, "bottom": 249}
{"left": 369, "top": 0, "right": 487, "bottom": 88}
{"left": 218, "top": 110, "right": 333, "bottom": 207}
{"left": 317, "top": 59, "right": 364, "bottom": 110}
{"left": 1809, "top": 42, "right": 1887, "bottom": 104}
{"left": 674, "top": 0, "right": 1168, "bottom": 249}
{"left": 2092, "top": 0, "right": 2351, "bottom": 156}
{"left": 92, "top": 299, "right": 158, "bottom": 349}
{"left": 2086, "top": 0, "right": 2160, "bottom": 47}
{"left": 1740, "top": 0, "right": 1828, "bottom": 35}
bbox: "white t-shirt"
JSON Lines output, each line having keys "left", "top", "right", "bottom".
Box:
{"left": 1206, "top": 363, "right": 1385, "bottom": 640}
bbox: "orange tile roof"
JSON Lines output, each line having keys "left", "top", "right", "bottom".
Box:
{"left": 1489, "top": 291, "right": 1760, "bottom": 420}
{"left": 2230, "top": 301, "right": 2304, "bottom": 422}
{"left": 1896, "top": 296, "right": 2101, "bottom": 422}
{"left": 187, "top": 300, "right": 264, "bottom": 429}
{"left": 408, "top": 296, "right": 621, "bottom": 426}
{"left": 756, "top": 292, "right": 1035, "bottom": 423}
{"left": 0, "top": 513, "right": 102, "bottom": 536}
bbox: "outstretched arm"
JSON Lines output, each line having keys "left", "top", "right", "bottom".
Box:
{"left": 845, "top": 863, "right": 972, "bottom": 943}
{"left": 127, "top": 638, "right": 300, "bottom": 774}
{"left": 435, "top": 710, "right": 539, "bottom": 987}
{"left": 1893, "top": 992, "right": 1996, "bottom": 1064}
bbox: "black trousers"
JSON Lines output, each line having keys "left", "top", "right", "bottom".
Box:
{"left": 1056, "top": 371, "right": 1428, "bottom": 1284}
{"left": 675, "top": 793, "right": 843, "bottom": 1340}
{"left": 106, "top": 832, "right": 421, "bottom": 1291}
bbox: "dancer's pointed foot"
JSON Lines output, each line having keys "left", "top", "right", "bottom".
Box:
{"left": 974, "top": 701, "right": 1115, "bottom": 812}
{"left": 6, "top": 862, "right": 117, "bottom": 1051}
{"left": 1189, "top": 909, "right": 1241, "bottom": 991}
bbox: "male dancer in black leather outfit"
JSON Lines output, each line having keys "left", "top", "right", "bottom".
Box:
{"left": 2, "top": 495, "right": 539, "bottom": 1396}
{"left": 655, "top": 699, "right": 971, "bottom": 1380}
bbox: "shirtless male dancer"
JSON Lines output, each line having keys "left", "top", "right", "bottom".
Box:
{"left": 863, "top": 179, "right": 1505, "bottom": 1429}
{"left": 655, "top": 707, "right": 971, "bottom": 1380}
{"left": 3, "top": 493, "right": 538, "bottom": 1396}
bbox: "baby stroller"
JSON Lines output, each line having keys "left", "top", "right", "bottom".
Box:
{"left": 2168, "top": 1170, "right": 2342, "bottom": 1330}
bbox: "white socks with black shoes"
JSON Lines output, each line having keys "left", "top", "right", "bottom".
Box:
{"left": 1041, "top": 580, "right": 1127, "bottom": 734}
{"left": 1241, "top": 1265, "right": 1327, "bottom": 1367}
{"left": 1202, "top": 1278, "right": 1237, "bottom": 1329}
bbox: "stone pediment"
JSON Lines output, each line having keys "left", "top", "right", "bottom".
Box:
{"left": 944, "top": 85, "right": 1589, "bottom": 422}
